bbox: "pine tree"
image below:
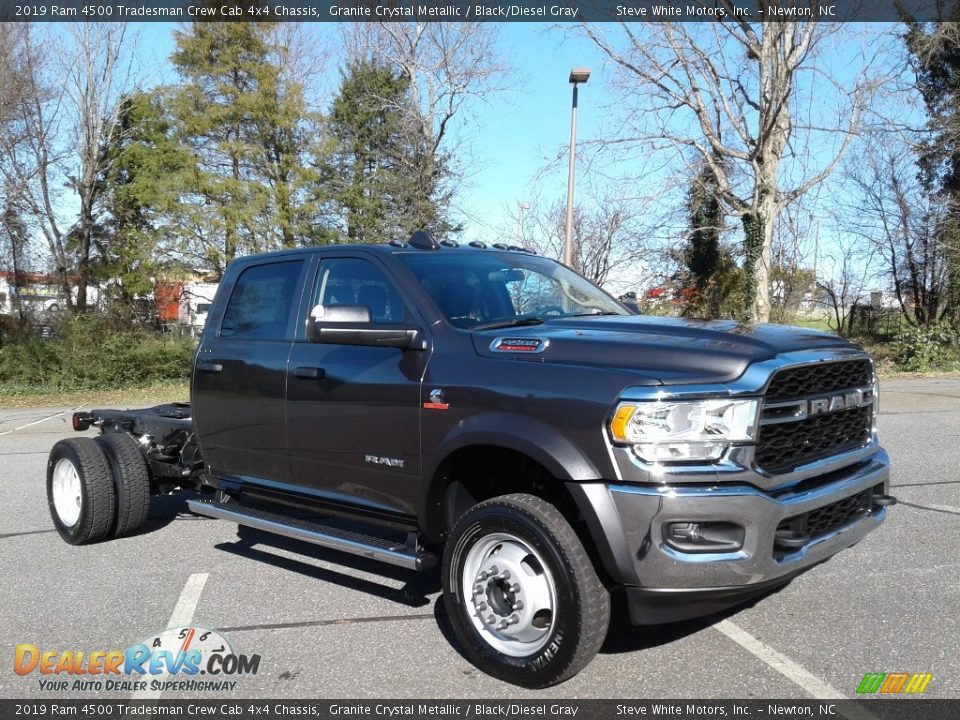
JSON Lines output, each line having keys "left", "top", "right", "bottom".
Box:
{"left": 323, "top": 60, "right": 429, "bottom": 243}
{"left": 97, "top": 91, "right": 191, "bottom": 312}
{"left": 681, "top": 164, "right": 744, "bottom": 319}
{"left": 167, "top": 22, "right": 324, "bottom": 274}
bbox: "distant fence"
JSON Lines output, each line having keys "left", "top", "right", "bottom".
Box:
{"left": 848, "top": 305, "right": 908, "bottom": 339}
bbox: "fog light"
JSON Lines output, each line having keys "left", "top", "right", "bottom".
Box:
{"left": 664, "top": 521, "right": 744, "bottom": 553}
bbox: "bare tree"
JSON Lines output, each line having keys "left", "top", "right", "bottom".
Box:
{"left": 815, "top": 235, "right": 873, "bottom": 336}
{"left": 769, "top": 205, "right": 818, "bottom": 323}
{"left": 62, "top": 23, "right": 134, "bottom": 310}
{"left": 0, "top": 24, "right": 73, "bottom": 306}
{"left": 343, "top": 22, "right": 507, "bottom": 231}
{"left": 583, "top": 17, "right": 877, "bottom": 322}
{"left": 507, "top": 192, "right": 656, "bottom": 292}
{"left": 841, "top": 139, "right": 950, "bottom": 326}
{"left": 1, "top": 191, "right": 31, "bottom": 329}
{"left": 0, "top": 24, "right": 134, "bottom": 311}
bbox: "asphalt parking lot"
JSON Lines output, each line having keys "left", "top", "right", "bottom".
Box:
{"left": 0, "top": 378, "right": 957, "bottom": 700}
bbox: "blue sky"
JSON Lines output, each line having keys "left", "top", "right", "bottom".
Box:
{"left": 114, "top": 21, "right": 914, "bottom": 295}
{"left": 133, "top": 23, "right": 612, "bottom": 242}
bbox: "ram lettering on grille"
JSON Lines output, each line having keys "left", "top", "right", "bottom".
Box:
{"left": 757, "top": 360, "right": 874, "bottom": 474}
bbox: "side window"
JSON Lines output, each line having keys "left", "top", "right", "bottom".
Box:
{"left": 221, "top": 260, "right": 304, "bottom": 339}
{"left": 313, "top": 258, "right": 405, "bottom": 324}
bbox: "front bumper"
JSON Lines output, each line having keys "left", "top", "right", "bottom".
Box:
{"left": 568, "top": 448, "right": 891, "bottom": 622}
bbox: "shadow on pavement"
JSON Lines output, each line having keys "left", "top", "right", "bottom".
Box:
{"left": 212, "top": 526, "right": 441, "bottom": 609}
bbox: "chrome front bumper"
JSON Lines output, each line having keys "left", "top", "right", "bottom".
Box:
{"left": 568, "top": 448, "right": 890, "bottom": 611}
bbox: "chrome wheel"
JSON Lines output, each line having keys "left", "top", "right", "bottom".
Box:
{"left": 52, "top": 458, "right": 82, "bottom": 527}
{"left": 461, "top": 532, "right": 557, "bottom": 657}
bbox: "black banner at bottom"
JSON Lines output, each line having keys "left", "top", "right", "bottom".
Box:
{"left": 0, "top": 700, "right": 958, "bottom": 720}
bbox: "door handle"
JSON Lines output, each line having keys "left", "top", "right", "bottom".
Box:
{"left": 196, "top": 361, "right": 223, "bottom": 373}
{"left": 293, "top": 366, "right": 325, "bottom": 380}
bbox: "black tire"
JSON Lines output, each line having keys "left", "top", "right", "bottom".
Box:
{"left": 96, "top": 433, "right": 151, "bottom": 537}
{"left": 47, "top": 438, "right": 117, "bottom": 545}
{"left": 442, "top": 493, "right": 610, "bottom": 688}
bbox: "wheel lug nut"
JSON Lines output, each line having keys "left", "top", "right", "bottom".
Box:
{"left": 478, "top": 571, "right": 489, "bottom": 581}
{"left": 487, "top": 615, "right": 496, "bottom": 625}
{"left": 474, "top": 585, "right": 484, "bottom": 595}
{"left": 498, "top": 620, "right": 509, "bottom": 630}
{"left": 477, "top": 602, "right": 487, "bottom": 611}
{"left": 500, "top": 569, "right": 511, "bottom": 580}
{"left": 511, "top": 583, "right": 521, "bottom": 593}
{"left": 509, "top": 614, "right": 520, "bottom": 625}
{"left": 489, "top": 565, "right": 499, "bottom": 575}
{"left": 513, "top": 601, "right": 524, "bottom": 611}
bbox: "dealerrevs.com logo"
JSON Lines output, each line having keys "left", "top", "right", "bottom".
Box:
{"left": 14, "top": 626, "right": 260, "bottom": 693}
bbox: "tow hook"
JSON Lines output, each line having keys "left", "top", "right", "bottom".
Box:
{"left": 872, "top": 494, "right": 898, "bottom": 507}
{"left": 773, "top": 529, "right": 810, "bottom": 550}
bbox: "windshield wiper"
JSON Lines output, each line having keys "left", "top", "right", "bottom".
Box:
{"left": 565, "top": 310, "right": 622, "bottom": 318}
{"left": 470, "top": 317, "right": 545, "bottom": 331}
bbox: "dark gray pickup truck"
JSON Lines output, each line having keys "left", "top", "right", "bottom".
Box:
{"left": 47, "top": 231, "right": 895, "bottom": 687}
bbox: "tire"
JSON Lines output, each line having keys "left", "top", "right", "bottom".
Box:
{"left": 47, "top": 438, "right": 117, "bottom": 545}
{"left": 442, "top": 493, "right": 610, "bottom": 688}
{"left": 96, "top": 433, "right": 151, "bottom": 537}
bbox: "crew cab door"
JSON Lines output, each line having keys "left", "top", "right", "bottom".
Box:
{"left": 286, "top": 255, "right": 429, "bottom": 518}
{"left": 192, "top": 258, "right": 308, "bottom": 484}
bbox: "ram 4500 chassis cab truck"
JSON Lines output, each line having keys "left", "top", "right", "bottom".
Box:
{"left": 47, "top": 231, "right": 895, "bottom": 687}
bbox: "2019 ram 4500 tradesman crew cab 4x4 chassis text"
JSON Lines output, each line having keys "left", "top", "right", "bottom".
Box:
{"left": 47, "top": 231, "right": 895, "bottom": 687}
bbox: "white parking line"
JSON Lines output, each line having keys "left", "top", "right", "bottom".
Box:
{"left": 714, "top": 620, "right": 881, "bottom": 720}
{"left": 131, "top": 573, "right": 209, "bottom": 701}
{"left": 0, "top": 409, "right": 73, "bottom": 436}
{"left": 714, "top": 619, "right": 844, "bottom": 698}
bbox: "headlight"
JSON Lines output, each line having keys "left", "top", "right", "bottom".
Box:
{"left": 609, "top": 399, "right": 759, "bottom": 462}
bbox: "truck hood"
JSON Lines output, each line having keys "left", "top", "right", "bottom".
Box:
{"left": 471, "top": 315, "right": 856, "bottom": 385}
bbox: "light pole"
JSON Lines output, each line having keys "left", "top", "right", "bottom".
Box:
{"left": 564, "top": 67, "right": 590, "bottom": 268}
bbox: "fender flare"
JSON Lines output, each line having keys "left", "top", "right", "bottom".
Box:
{"left": 419, "top": 412, "right": 603, "bottom": 537}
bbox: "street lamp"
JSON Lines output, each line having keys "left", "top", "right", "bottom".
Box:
{"left": 564, "top": 67, "right": 590, "bottom": 268}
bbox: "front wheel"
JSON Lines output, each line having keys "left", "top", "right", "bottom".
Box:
{"left": 442, "top": 493, "right": 609, "bottom": 688}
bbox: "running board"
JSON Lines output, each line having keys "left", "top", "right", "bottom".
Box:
{"left": 187, "top": 499, "right": 436, "bottom": 571}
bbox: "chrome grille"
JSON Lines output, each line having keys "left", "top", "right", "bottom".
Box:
{"left": 757, "top": 360, "right": 874, "bottom": 474}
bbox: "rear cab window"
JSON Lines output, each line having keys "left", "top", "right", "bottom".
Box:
{"left": 220, "top": 260, "right": 305, "bottom": 339}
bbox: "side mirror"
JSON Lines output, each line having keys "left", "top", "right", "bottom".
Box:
{"left": 310, "top": 304, "right": 371, "bottom": 324}
{"left": 308, "top": 304, "right": 425, "bottom": 350}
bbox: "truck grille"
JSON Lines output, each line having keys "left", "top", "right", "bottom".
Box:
{"left": 764, "top": 359, "right": 872, "bottom": 401}
{"left": 757, "top": 360, "right": 874, "bottom": 474}
{"left": 776, "top": 486, "right": 876, "bottom": 553}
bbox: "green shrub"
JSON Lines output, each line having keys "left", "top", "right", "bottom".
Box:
{"left": 892, "top": 322, "right": 960, "bottom": 372}
{"left": 0, "top": 315, "right": 195, "bottom": 391}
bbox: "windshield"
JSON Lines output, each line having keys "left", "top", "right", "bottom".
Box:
{"left": 399, "top": 251, "right": 628, "bottom": 329}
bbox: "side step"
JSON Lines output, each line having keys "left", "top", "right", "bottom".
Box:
{"left": 187, "top": 499, "right": 436, "bottom": 571}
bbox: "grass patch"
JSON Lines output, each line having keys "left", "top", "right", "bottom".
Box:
{"left": 0, "top": 380, "right": 190, "bottom": 409}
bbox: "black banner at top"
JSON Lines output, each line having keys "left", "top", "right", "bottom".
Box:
{"left": 0, "top": 700, "right": 958, "bottom": 720}
{"left": 0, "top": 0, "right": 957, "bottom": 23}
